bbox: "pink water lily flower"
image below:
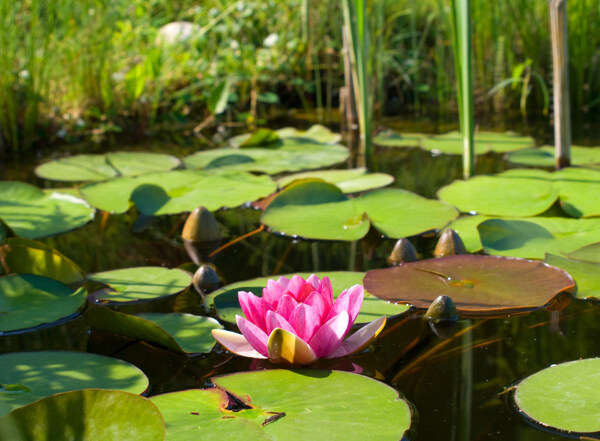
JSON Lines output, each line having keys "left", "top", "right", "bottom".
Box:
{"left": 212, "top": 274, "right": 386, "bottom": 364}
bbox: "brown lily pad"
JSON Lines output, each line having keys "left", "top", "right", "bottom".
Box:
{"left": 363, "top": 255, "right": 575, "bottom": 317}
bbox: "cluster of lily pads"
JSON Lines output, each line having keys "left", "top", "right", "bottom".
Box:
{"left": 2, "top": 125, "right": 600, "bottom": 439}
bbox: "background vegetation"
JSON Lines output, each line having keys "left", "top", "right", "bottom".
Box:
{"left": 1, "top": 0, "right": 599, "bottom": 152}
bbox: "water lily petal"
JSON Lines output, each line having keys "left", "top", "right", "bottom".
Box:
{"left": 328, "top": 284, "right": 363, "bottom": 332}
{"left": 236, "top": 315, "right": 269, "bottom": 357}
{"left": 308, "top": 311, "right": 349, "bottom": 358}
{"left": 276, "top": 294, "right": 298, "bottom": 321}
{"left": 306, "top": 274, "right": 321, "bottom": 289}
{"left": 289, "top": 303, "right": 321, "bottom": 342}
{"left": 266, "top": 310, "right": 296, "bottom": 335}
{"left": 267, "top": 327, "right": 318, "bottom": 365}
{"left": 286, "top": 275, "right": 307, "bottom": 299}
{"left": 276, "top": 276, "right": 290, "bottom": 290}
{"left": 212, "top": 329, "right": 267, "bottom": 359}
{"left": 328, "top": 316, "right": 387, "bottom": 358}
{"left": 304, "top": 291, "right": 329, "bottom": 324}
{"left": 296, "top": 282, "right": 316, "bottom": 302}
{"left": 318, "top": 276, "right": 334, "bottom": 308}
{"left": 238, "top": 291, "right": 267, "bottom": 332}
{"left": 263, "top": 279, "right": 284, "bottom": 307}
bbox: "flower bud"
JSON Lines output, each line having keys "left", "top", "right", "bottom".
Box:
{"left": 182, "top": 207, "right": 222, "bottom": 264}
{"left": 387, "top": 238, "right": 418, "bottom": 266}
{"left": 433, "top": 229, "right": 467, "bottom": 258}
{"left": 424, "top": 295, "right": 459, "bottom": 323}
{"left": 192, "top": 264, "right": 221, "bottom": 296}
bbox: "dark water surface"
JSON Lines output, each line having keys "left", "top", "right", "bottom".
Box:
{"left": 2, "top": 117, "right": 600, "bottom": 440}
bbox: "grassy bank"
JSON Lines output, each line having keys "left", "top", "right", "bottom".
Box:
{"left": 1, "top": 0, "right": 599, "bottom": 152}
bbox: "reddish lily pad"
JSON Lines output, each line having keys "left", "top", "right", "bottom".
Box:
{"left": 363, "top": 255, "right": 575, "bottom": 317}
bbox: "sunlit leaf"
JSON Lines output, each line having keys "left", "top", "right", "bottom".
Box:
{"left": 373, "top": 130, "right": 425, "bottom": 148}
{"left": 364, "top": 255, "right": 574, "bottom": 317}
{"left": 545, "top": 254, "right": 600, "bottom": 301}
{"left": 507, "top": 145, "right": 600, "bottom": 168}
{"left": 422, "top": 131, "right": 534, "bottom": 155}
{"left": 276, "top": 168, "right": 393, "bottom": 194}
{"left": 276, "top": 125, "right": 342, "bottom": 144}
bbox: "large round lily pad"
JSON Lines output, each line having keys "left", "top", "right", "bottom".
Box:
{"left": 545, "top": 254, "right": 600, "bottom": 301}
{"left": 363, "top": 255, "right": 574, "bottom": 317}
{"left": 183, "top": 138, "right": 349, "bottom": 175}
{"left": 88, "top": 267, "right": 192, "bottom": 302}
{"left": 0, "top": 351, "right": 149, "bottom": 416}
{"left": 80, "top": 170, "right": 276, "bottom": 215}
{"left": 553, "top": 167, "right": 600, "bottom": 217}
{"left": 205, "top": 271, "right": 409, "bottom": 325}
{"left": 513, "top": 358, "right": 600, "bottom": 435}
{"left": 507, "top": 145, "right": 600, "bottom": 168}
{"left": 478, "top": 217, "right": 600, "bottom": 259}
{"left": 442, "top": 214, "right": 492, "bottom": 253}
{"left": 0, "top": 182, "right": 94, "bottom": 239}
{"left": 151, "top": 369, "right": 412, "bottom": 441}
{"left": 1, "top": 238, "right": 83, "bottom": 284}
{"left": 421, "top": 131, "right": 534, "bottom": 155}
{"left": 261, "top": 180, "right": 458, "bottom": 241}
{"left": 276, "top": 168, "right": 394, "bottom": 194}
{"left": 275, "top": 124, "right": 342, "bottom": 144}
{"left": 437, "top": 170, "right": 558, "bottom": 217}
{"left": 35, "top": 151, "right": 181, "bottom": 182}
{"left": 565, "top": 242, "right": 600, "bottom": 263}
{"left": 0, "top": 389, "right": 165, "bottom": 441}
{"left": 373, "top": 130, "right": 425, "bottom": 148}
{"left": 0, "top": 274, "right": 87, "bottom": 333}
{"left": 86, "top": 307, "right": 223, "bottom": 353}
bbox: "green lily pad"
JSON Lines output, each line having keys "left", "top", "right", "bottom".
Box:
{"left": 0, "top": 182, "right": 94, "bottom": 239}
{"left": 183, "top": 138, "right": 349, "bottom": 175}
{"left": 564, "top": 242, "right": 600, "bottom": 263}
{"left": 1, "top": 238, "right": 83, "bottom": 284}
{"left": 0, "top": 389, "right": 165, "bottom": 441}
{"left": 442, "top": 215, "right": 492, "bottom": 253}
{"left": 80, "top": 170, "right": 276, "bottom": 215}
{"left": 544, "top": 253, "right": 600, "bottom": 301}
{"left": 552, "top": 167, "right": 600, "bottom": 217}
{"left": 276, "top": 124, "right": 342, "bottom": 144}
{"left": 513, "top": 358, "right": 600, "bottom": 435}
{"left": 507, "top": 145, "right": 600, "bottom": 168}
{"left": 205, "top": 271, "right": 409, "bottom": 325}
{"left": 229, "top": 128, "right": 281, "bottom": 148}
{"left": 373, "top": 130, "right": 425, "bottom": 148}
{"left": 151, "top": 369, "right": 412, "bottom": 441}
{"left": 88, "top": 267, "right": 192, "bottom": 302}
{"left": 0, "top": 274, "right": 87, "bottom": 333}
{"left": 364, "top": 255, "right": 574, "bottom": 317}
{"left": 478, "top": 217, "right": 600, "bottom": 259}
{"left": 86, "top": 307, "right": 223, "bottom": 353}
{"left": 262, "top": 181, "right": 457, "bottom": 241}
{"left": 437, "top": 170, "right": 558, "bottom": 217}
{"left": 276, "top": 168, "right": 394, "bottom": 194}
{"left": 421, "top": 131, "right": 534, "bottom": 155}
{"left": 35, "top": 151, "right": 181, "bottom": 182}
{"left": 0, "top": 351, "right": 149, "bottom": 416}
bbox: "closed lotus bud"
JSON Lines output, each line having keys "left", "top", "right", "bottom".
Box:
{"left": 182, "top": 207, "right": 222, "bottom": 264}
{"left": 192, "top": 264, "right": 221, "bottom": 295}
{"left": 433, "top": 229, "right": 467, "bottom": 258}
{"left": 387, "top": 238, "right": 418, "bottom": 266}
{"left": 424, "top": 295, "right": 459, "bottom": 323}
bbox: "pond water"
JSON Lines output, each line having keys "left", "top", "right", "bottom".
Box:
{"left": 2, "top": 116, "right": 600, "bottom": 440}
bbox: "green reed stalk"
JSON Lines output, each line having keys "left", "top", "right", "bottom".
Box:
{"left": 341, "top": 0, "right": 373, "bottom": 169}
{"left": 449, "top": 0, "right": 475, "bottom": 179}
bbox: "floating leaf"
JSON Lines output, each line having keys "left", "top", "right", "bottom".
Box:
{"left": 232, "top": 128, "right": 281, "bottom": 148}
{"left": 544, "top": 254, "right": 600, "bottom": 301}
{"left": 564, "top": 242, "right": 600, "bottom": 263}
{"left": 80, "top": 170, "right": 276, "bottom": 214}
{"left": 0, "top": 274, "right": 87, "bottom": 333}
{"left": 479, "top": 217, "right": 600, "bottom": 259}
{"left": 86, "top": 307, "right": 223, "bottom": 353}
{"left": 437, "top": 170, "right": 558, "bottom": 217}
{"left": 1, "top": 238, "right": 83, "bottom": 284}
{"left": 442, "top": 215, "right": 492, "bottom": 253}
{"left": 277, "top": 168, "right": 393, "bottom": 194}
{"left": 507, "top": 145, "right": 600, "bottom": 168}
{"left": 0, "top": 389, "right": 165, "bottom": 441}
{"left": 207, "top": 79, "right": 230, "bottom": 115}
{"left": 276, "top": 125, "right": 342, "bottom": 144}
{"left": 0, "top": 182, "right": 94, "bottom": 239}
{"left": 88, "top": 267, "right": 192, "bottom": 302}
{"left": 35, "top": 152, "right": 181, "bottom": 182}
{"left": 151, "top": 370, "right": 412, "bottom": 441}
{"left": 421, "top": 131, "right": 534, "bottom": 155}
{"left": 373, "top": 130, "right": 425, "bottom": 148}
{"left": 205, "top": 271, "right": 409, "bottom": 325}
{"left": 183, "top": 138, "right": 349, "bottom": 175}
{"left": 552, "top": 167, "right": 600, "bottom": 217}
{"left": 513, "top": 358, "right": 600, "bottom": 435}
{"left": 262, "top": 181, "right": 457, "bottom": 241}
{"left": 363, "top": 255, "right": 574, "bottom": 317}
{"left": 0, "top": 351, "right": 149, "bottom": 416}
